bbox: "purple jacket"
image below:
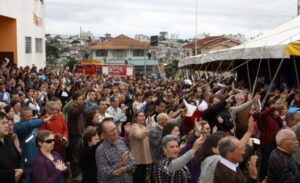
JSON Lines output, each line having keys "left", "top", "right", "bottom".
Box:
{"left": 179, "top": 134, "right": 200, "bottom": 183}
{"left": 32, "top": 151, "right": 65, "bottom": 183}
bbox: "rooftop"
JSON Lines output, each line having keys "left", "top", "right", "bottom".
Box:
{"left": 183, "top": 36, "right": 240, "bottom": 49}
{"left": 89, "top": 34, "right": 150, "bottom": 50}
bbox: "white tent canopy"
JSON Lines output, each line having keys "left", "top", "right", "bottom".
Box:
{"left": 179, "top": 15, "right": 300, "bottom": 68}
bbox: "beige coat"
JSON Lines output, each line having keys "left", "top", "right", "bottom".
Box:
{"left": 129, "top": 123, "right": 153, "bottom": 164}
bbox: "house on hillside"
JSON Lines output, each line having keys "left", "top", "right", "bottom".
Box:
{"left": 183, "top": 36, "right": 241, "bottom": 57}
{"left": 89, "top": 34, "right": 159, "bottom": 76}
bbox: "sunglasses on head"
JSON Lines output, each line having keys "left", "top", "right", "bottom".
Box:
{"left": 43, "top": 139, "right": 55, "bottom": 144}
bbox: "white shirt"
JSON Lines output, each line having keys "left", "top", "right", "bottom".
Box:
{"left": 198, "top": 100, "right": 208, "bottom": 111}
{"left": 219, "top": 157, "right": 238, "bottom": 172}
{"left": 106, "top": 106, "right": 127, "bottom": 123}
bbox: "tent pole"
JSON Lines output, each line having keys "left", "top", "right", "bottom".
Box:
{"left": 293, "top": 57, "right": 300, "bottom": 88}
{"left": 198, "top": 64, "right": 204, "bottom": 79}
{"left": 228, "top": 59, "right": 252, "bottom": 73}
{"left": 205, "top": 62, "right": 210, "bottom": 79}
{"left": 251, "top": 59, "right": 262, "bottom": 96}
{"left": 205, "top": 62, "right": 210, "bottom": 71}
{"left": 215, "top": 60, "right": 223, "bottom": 76}
{"left": 246, "top": 62, "right": 252, "bottom": 92}
{"left": 225, "top": 60, "right": 234, "bottom": 72}
{"left": 198, "top": 64, "right": 204, "bottom": 71}
{"left": 261, "top": 58, "right": 284, "bottom": 108}
{"left": 267, "top": 59, "right": 272, "bottom": 81}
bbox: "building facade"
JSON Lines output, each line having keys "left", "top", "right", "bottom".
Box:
{"left": 0, "top": 0, "right": 46, "bottom": 68}
{"left": 135, "top": 34, "right": 149, "bottom": 42}
{"left": 89, "top": 34, "right": 159, "bottom": 76}
{"left": 184, "top": 36, "right": 241, "bottom": 57}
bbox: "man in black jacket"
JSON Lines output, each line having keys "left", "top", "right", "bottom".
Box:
{"left": 0, "top": 111, "right": 23, "bottom": 183}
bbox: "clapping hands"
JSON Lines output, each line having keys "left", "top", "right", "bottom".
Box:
{"left": 54, "top": 160, "right": 67, "bottom": 172}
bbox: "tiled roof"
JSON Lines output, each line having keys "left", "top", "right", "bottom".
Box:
{"left": 183, "top": 36, "right": 240, "bottom": 49}
{"left": 89, "top": 34, "right": 150, "bottom": 50}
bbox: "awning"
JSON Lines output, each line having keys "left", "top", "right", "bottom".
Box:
{"left": 285, "top": 42, "right": 300, "bottom": 56}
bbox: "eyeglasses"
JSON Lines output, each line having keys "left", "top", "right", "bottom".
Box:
{"left": 42, "top": 139, "right": 55, "bottom": 144}
{"left": 104, "top": 127, "right": 118, "bottom": 134}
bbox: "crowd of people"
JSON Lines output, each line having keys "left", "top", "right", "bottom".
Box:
{"left": 0, "top": 63, "right": 300, "bottom": 183}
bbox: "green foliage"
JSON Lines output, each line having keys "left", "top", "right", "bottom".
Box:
{"left": 46, "top": 40, "right": 59, "bottom": 59}
{"left": 71, "top": 40, "right": 81, "bottom": 45}
{"left": 46, "top": 39, "right": 60, "bottom": 66}
{"left": 64, "top": 57, "right": 78, "bottom": 71}
{"left": 81, "top": 49, "right": 90, "bottom": 59}
{"left": 165, "top": 60, "right": 179, "bottom": 77}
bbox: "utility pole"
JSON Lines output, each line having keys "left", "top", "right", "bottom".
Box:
{"left": 195, "top": 0, "right": 198, "bottom": 56}
{"left": 144, "top": 51, "right": 147, "bottom": 78}
{"left": 298, "top": 0, "right": 300, "bottom": 15}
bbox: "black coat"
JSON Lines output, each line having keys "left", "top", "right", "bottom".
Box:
{"left": 202, "top": 100, "right": 234, "bottom": 131}
{"left": 79, "top": 141, "right": 102, "bottom": 183}
{"left": 0, "top": 136, "right": 21, "bottom": 183}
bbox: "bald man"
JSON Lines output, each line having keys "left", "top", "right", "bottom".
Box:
{"left": 267, "top": 129, "right": 300, "bottom": 182}
{"left": 214, "top": 136, "right": 258, "bottom": 183}
{"left": 149, "top": 113, "right": 170, "bottom": 162}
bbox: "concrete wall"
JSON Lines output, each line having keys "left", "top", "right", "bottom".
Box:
{"left": 0, "top": 16, "right": 17, "bottom": 63}
{"left": 0, "top": 0, "right": 46, "bottom": 68}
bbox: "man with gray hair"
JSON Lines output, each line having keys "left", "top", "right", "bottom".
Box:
{"left": 286, "top": 112, "right": 300, "bottom": 129}
{"left": 267, "top": 129, "right": 300, "bottom": 182}
{"left": 40, "top": 101, "right": 68, "bottom": 154}
{"left": 214, "top": 136, "right": 258, "bottom": 183}
{"left": 95, "top": 118, "right": 136, "bottom": 183}
{"left": 285, "top": 112, "right": 300, "bottom": 164}
{"left": 149, "top": 113, "right": 170, "bottom": 162}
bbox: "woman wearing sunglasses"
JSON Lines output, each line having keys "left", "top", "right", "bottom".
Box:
{"left": 32, "top": 130, "right": 68, "bottom": 183}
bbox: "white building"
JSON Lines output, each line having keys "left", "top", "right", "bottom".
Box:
{"left": 135, "top": 34, "right": 149, "bottom": 42}
{"left": 0, "top": 0, "right": 46, "bottom": 68}
{"left": 80, "top": 28, "right": 94, "bottom": 41}
{"left": 170, "top": 34, "right": 179, "bottom": 40}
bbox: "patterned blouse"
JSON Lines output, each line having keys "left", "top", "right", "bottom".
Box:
{"left": 153, "top": 155, "right": 191, "bottom": 183}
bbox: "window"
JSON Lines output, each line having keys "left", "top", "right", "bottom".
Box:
{"left": 25, "top": 37, "right": 32, "bottom": 53}
{"left": 133, "top": 49, "right": 144, "bottom": 57}
{"left": 95, "top": 50, "right": 108, "bottom": 57}
{"left": 35, "top": 38, "right": 43, "bottom": 53}
{"left": 112, "top": 50, "right": 127, "bottom": 58}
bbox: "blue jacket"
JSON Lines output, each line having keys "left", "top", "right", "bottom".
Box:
{"left": 14, "top": 119, "right": 44, "bottom": 165}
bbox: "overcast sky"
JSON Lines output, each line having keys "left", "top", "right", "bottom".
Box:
{"left": 45, "top": 0, "right": 297, "bottom": 39}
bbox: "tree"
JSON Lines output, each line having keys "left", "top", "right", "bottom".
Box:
{"left": 46, "top": 39, "right": 60, "bottom": 66}
{"left": 81, "top": 49, "right": 90, "bottom": 59}
{"left": 64, "top": 57, "right": 78, "bottom": 71}
{"left": 71, "top": 40, "right": 81, "bottom": 45}
{"left": 165, "top": 60, "right": 179, "bottom": 77}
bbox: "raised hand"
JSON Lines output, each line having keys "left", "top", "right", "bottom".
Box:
{"left": 194, "top": 118, "right": 203, "bottom": 137}
{"left": 248, "top": 155, "right": 258, "bottom": 179}
{"left": 253, "top": 94, "right": 260, "bottom": 102}
{"left": 217, "top": 115, "right": 224, "bottom": 124}
{"left": 247, "top": 116, "right": 255, "bottom": 135}
{"left": 124, "top": 122, "right": 131, "bottom": 134}
{"left": 191, "top": 136, "right": 205, "bottom": 154}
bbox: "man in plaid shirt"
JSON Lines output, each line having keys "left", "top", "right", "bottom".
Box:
{"left": 95, "top": 118, "right": 136, "bottom": 183}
